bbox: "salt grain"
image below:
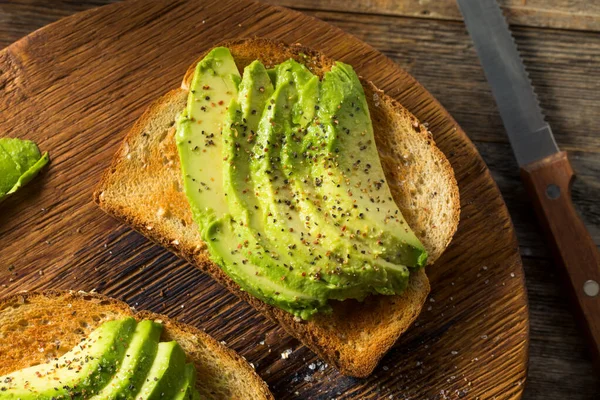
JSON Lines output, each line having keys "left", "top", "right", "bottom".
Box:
{"left": 281, "top": 348, "right": 293, "bottom": 359}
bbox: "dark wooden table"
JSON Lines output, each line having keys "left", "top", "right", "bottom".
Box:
{"left": 1, "top": 0, "right": 598, "bottom": 398}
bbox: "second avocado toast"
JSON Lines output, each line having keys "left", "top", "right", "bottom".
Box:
{"left": 95, "top": 39, "right": 460, "bottom": 377}
{"left": 0, "top": 291, "right": 273, "bottom": 399}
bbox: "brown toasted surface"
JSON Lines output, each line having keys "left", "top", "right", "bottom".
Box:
{"left": 0, "top": 291, "right": 273, "bottom": 400}
{"left": 94, "top": 38, "right": 459, "bottom": 377}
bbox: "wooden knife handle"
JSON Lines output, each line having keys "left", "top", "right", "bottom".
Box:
{"left": 521, "top": 151, "right": 600, "bottom": 365}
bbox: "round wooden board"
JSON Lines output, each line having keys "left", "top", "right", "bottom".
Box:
{"left": 0, "top": 0, "right": 528, "bottom": 398}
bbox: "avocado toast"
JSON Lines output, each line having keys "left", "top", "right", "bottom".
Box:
{"left": 94, "top": 39, "right": 460, "bottom": 377}
{"left": 0, "top": 291, "right": 273, "bottom": 399}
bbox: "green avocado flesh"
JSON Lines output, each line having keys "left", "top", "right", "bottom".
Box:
{"left": 90, "top": 319, "right": 162, "bottom": 399}
{"left": 0, "top": 138, "right": 49, "bottom": 201}
{"left": 176, "top": 47, "right": 427, "bottom": 319}
{"left": 298, "top": 63, "right": 427, "bottom": 267}
{"left": 135, "top": 342, "right": 189, "bottom": 399}
{"left": 0, "top": 319, "right": 200, "bottom": 400}
{"left": 173, "top": 364, "right": 196, "bottom": 400}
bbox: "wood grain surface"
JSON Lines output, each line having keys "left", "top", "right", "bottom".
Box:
{"left": 0, "top": 1, "right": 529, "bottom": 398}
{"left": 0, "top": 0, "right": 598, "bottom": 399}
{"left": 264, "top": 0, "right": 600, "bottom": 32}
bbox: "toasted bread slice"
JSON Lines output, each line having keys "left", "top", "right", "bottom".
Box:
{"left": 0, "top": 290, "right": 273, "bottom": 400}
{"left": 94, "top": 39, "right": 460, "bottom": 377}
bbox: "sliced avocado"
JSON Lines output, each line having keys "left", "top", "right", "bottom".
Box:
{"left": 192, "top": 388, "right": 201, "bottom": 400}
{"left": 223, "top": 59, "right": 409, "bottom": 316}
{"left": 205, "top": 216, "right": 325, "bottom": 316}
{"left": 250, "top": 60, "right": 408, "bottom": 299}
{"left": 266, "top": 68, "right": 277, "bottom": 86}
{"left": 222, "top": 61, "right": 334, "bottom": 316}
{"left": 0, "top": 318, "right": 136, "bottom": 399}
{"left": 177, "top": 50, "right": 423, "bottom": 319}
{"left": 134, "top": 341, "right": 188, "bottom": 399}
{"left": 176, "top": 47, "right": 241, "bottom": 229}
{"left": 301, "top": 62, "right": 427, "bottom": 267}
{"left": 289, "top": 63, "right": 318, "bottom": 128}
{"left": 178, "top": 49, "right": 324, "bottom": 318}
{"left": 281, "top": 60, "right": 411, "bottom": 293}
{"left": 90, "top": 319, "right": 162, "bottom": 399}
{"left": 172, "top": 363, "right": 197, "bottom": 400}
{"left": 247, "top": 61, "right": 327, "bottom": 267}
{"left": 222, "top": 60, "right": 275, "bottom": 234}
{"left": 246, "top": 62, "right": 363, "bottom": 295}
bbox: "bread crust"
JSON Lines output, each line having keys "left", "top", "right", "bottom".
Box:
{"left": 94, "top": 38, "right": 459, "bottom": 377}
{"left": 0, "top": 290, "right": 273, "bottom": 400}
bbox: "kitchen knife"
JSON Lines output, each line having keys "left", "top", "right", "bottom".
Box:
{"left": 457, "top": 0, "right": 600, "bottom": 365}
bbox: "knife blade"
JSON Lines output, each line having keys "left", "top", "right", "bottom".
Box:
{"left": 456, "top": 0, "right": 558, "bottom": 167}
{"left": 457, "top": 0, "right": 600, "bottom": 369}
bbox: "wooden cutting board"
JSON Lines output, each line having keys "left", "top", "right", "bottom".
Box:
{"left": 0, "top": 0, "right": 528, "bottom": 398}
